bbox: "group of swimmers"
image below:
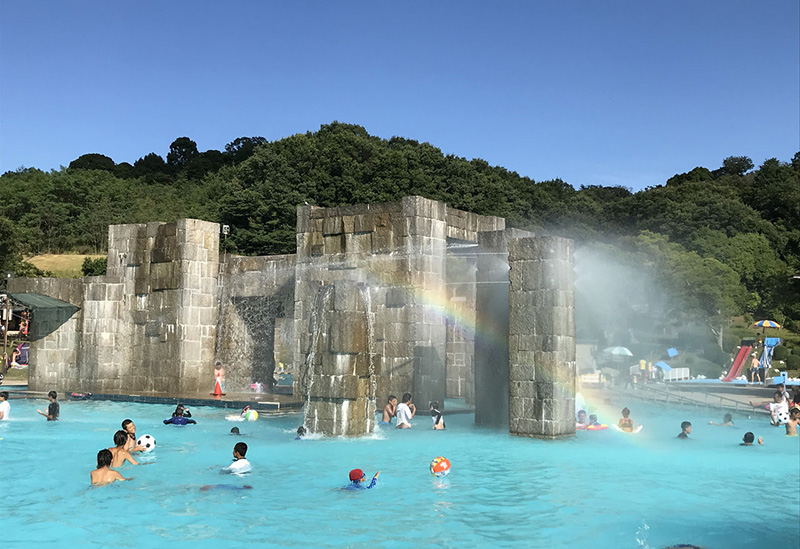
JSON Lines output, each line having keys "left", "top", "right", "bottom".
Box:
{"left": 575, "top": 392, "right": 800, "bottom": 446}
{"left": 0, "top": 390, "right": 59, "bottom": 422}
{"left": 90, "top": 412, "right": 254, "bottom": 486}
{"left": 381, "top": 392, "right": 445, "bottom": 429}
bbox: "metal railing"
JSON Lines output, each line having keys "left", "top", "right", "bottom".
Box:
{"left": 625, "top": 383, "right": 759, "bottom": 413}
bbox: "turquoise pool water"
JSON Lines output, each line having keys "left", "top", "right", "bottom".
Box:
{"left": 2, "top": 396, "right": 798, "bottom": 548}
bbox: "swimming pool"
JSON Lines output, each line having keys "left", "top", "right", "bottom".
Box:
{"left": 2, "top": 395, "right": 798, "bottom": 548}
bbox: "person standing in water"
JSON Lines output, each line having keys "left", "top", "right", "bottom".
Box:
{"left": 0, "top": 391, "right": 9, "bottom": 420}
{"left": 430, "top": 401, "right": 445, "bottom": 430}
{"left": 37, "top": 391, "right": 59, "bottom": 421}
{"left": 108, "top": 430, "right": 139, "bottom": 467}
{"left": 395, "top": 393, "right": 416, "bottom": 429}
{"left": 121, "top": 419, "right": 145, "bottom": 453}
{"left": 381, "top": 395, "right": 398, "bottom": 424}
{"left": 91, "top": 449, "right": 132, "bottom": 486}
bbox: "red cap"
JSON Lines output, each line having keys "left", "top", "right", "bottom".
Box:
{"left": 349, "top": 469, "right": 364, "bottom": 481}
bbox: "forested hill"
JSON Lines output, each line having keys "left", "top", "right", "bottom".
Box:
{"left": 1, "top": 122, "right": 799, "bottom": 328}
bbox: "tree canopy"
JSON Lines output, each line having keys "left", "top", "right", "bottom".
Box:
{"left": 1, "top": 122, "right": 798, "bottom": 336}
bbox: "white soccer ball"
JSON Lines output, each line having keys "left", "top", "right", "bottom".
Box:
{"left": 137, "top": 434, "right": 157, "bottom": 452}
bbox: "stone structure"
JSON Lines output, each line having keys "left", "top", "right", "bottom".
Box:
{"left": 215, "top": 254, "right": 296, "bottom": 392}
{"left": 10, "top": 196, "right": 576, "bottom": 439}
{"left": 12, "top": 219, "right": 220, "bottom": 394}
{"left": 294, "top": 197, "right": 504, "bottom": 435}
{"left": 507, "top": 237, "right": 576, "bottom": 438}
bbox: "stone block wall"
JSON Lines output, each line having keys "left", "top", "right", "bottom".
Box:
{"left": 507, "top": 236, "right": 576, "bottom": 439}
{"left": 294, "top": 197, "right": 449, "bottom": 412}
{"left": 17, "top": 219, "right": 220, "bottom": 395}
{"left": 7, "top": 278, "right": 84, "bottom": 393}
{"left": 216, "top": 254, "right": 296, "bottom": 392}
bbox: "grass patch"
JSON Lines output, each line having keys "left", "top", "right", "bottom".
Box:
{"left": 25, "top": 254, "right": 105, "bottom": 278}
{"left": 2, "top": 367, "right": 28, "bottom": 383}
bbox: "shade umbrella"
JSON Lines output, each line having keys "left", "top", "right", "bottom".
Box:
{"left": 753, "top": 320, "right": 781, "bottom": 334}
{"left": 602, "top": 346, "right": 633, "bottom": 357}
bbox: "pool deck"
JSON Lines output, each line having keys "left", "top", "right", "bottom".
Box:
{"left": 0, "top": 382, "right": 304, "bottom": 414}
{"left": 0, "top": 382, "right": 478, "bottom": 417}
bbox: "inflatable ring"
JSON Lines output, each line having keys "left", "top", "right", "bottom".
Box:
{"left": 586, "top": 424, "right": 608, "bottom": 431}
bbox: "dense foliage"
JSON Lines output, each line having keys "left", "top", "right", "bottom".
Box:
{"left": 2, "top": 122, "right": 799, "bottom": 338}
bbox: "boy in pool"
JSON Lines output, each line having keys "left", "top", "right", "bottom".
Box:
{"left": 36, "top": 390, "right": 59, "bottom": 421}
{"left": 708, "top": 413, "right": 733, "bottom": 426}
{"left": 396, "top": 393, "right": 416, "bottom": 429}
{"left": 576, "top": 409, "right": 588, "bottom": 427}
{"left": 172, "top": 404, "right": 192, "bottom": 418}
{"left": 108, "top": 430, "right": 139, "bottom": 467}
{"left": 588, "top": 414, "right": 601, "bottom": 426}
{"left": 295, "top": 426, "right": 306, "bottom": 440}
{"left": 345, "top": 468, "right": 380, "bottom": 490}
{"left": 0, "top": 391, "right": 9, "bottom": 420}
{"left": 785, "top": 406, "right": 800, "bottom": 436}
{"left": 430, "top": 401, "right": 445, "bottom": 430}
{"left": 618, "top": 407, "right": 633, "bottom": 432}
{"left": 91, "top": 449, "right": 133, "bottom": 486}
{"left": 382, "top": 395, "right": 397, "bottom": 424}
{"left": 677, "top": 421, "right": 692, "bottom": 439}
{"left": 740, "top": 432, "right": 764, "bottom": 446}
{"left": 223, "top": 442, "right": 251, "bottom": 474}
{"left": 121, "top": 419, "right": 145, "bottom": 452}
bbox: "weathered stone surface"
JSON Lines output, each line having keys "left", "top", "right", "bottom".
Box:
{"left": 508, "top": 236, "right": 576, "bottom": 439}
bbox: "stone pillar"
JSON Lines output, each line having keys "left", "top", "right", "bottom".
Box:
{"left": 175, "top": 219, "right": 220, "bottom": 393}
{"left": 508, "top": 236, "right": 576, "bottom": 439}
{"left": 403, "top": 197, "right": 447, "bottom": 412}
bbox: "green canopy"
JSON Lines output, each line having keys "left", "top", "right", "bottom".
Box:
{"left": 8, "top": 293, "right": 80, "bottom": 340}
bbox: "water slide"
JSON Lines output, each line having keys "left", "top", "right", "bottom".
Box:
{"left": 721, "top": 345, "right": 752, "bottom": 382}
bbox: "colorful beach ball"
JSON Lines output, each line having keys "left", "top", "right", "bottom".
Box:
{"left": 245, "top": 410, "right": 259, "bottom": 422}
{"left": 137, "top": 434, "right": 156, "bottom": 452}
{"left": 430, "top": 456, "right": 451, "bottom": 477}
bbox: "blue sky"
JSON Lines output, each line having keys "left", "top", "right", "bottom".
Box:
{"left": 1, "top": 1, "right": 797, "bottom": 191}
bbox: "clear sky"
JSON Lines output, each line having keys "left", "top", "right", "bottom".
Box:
{"left": 1, "top": 1, "right": 797, "bottom": 191}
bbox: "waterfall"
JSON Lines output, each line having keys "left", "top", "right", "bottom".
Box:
{"left": 358, "top": 284, "right": 377, "bottom": 434}
{"left": 302, "top": 285, "right": 333, "bottom": 431}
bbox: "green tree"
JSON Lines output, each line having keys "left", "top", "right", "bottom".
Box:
{"left": 721, "top": 156, "right": 754, "bottom": 176}
{"left": 68, "top": 153, "right": 115, "bottom": 172}
{"left": 167, "top": 137, "right": 199, "bottom": 168}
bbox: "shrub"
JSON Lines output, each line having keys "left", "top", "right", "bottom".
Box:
{"left": 703, "top": 343, "right": 729, "bottom": 366}
{"left": 787, "top": 355, "right": 800, "bottom": 370}
{"left": 81, "top": 257, "right": 107, "bottom": 276}
{"left": 773, "top": 345, "right": 790, "bottom": 361}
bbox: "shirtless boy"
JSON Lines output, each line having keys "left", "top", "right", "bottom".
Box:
{"left": 785, "top": 406, "right": 800, "bottom": 436}
{"left": 91, "top": 449, "right": 132, "bottom": 486}
{"left": 109, "top": 430, "right": 139, "bottom": 467}
{"left": 382, "top": 395, "right": 397, "bottom": 424}
{"left": 121, "top": 419, "right": 145, "bottom": 452}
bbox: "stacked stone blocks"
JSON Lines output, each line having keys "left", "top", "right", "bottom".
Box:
{"left": 507, "top": 236, "right": 576, "bottom": 439}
